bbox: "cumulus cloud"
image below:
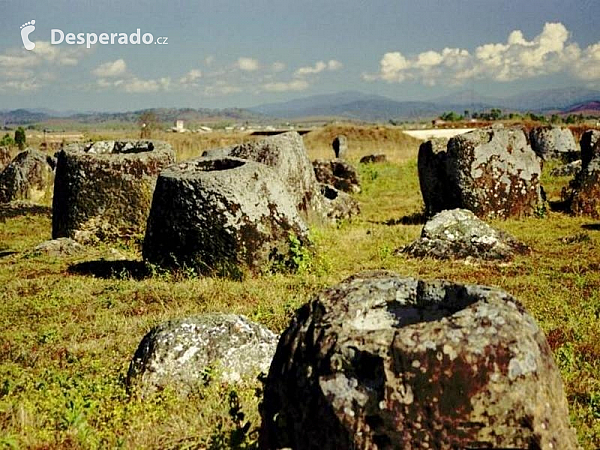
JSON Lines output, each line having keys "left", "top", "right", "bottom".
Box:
{"left": 0, "top": 41, "right": 89, "bottom": 91}
{"left": 122, "top": 77, "right": 171, "bottom": 93}
{"left": 365, "top": 22, "right": 600, "bottom": 85}
{"left": 237, "top": 57, "right": 260, "bottom": 71}
{"left": 295, "top": 59, "right": 343, "bottom": 77}
{"left": 92, "top": 59, "right": 127, "bottom": 77}
{"left": 263, "top": 79, "right": 309, "bottom": 92}
{"left": 179, "top": 69, "right": 202, "bottom": 85}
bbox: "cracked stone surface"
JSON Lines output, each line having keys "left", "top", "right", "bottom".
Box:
{"left": 529, "top": 126, "right": 578, "bottom": 161}
{"left": 52, "top": 140, "right": 174, "bottom": 243}
{"left": 260, "top": 271, "right": 577, "bottom": 450}
{"left": 0, "top": 148, "right": 55, "bottom": 204}
{"left": 319, "top": 183, "right": 360, "bottom": 223}
{"left": 143, "top": 157, "right": 308, "bottom": 277}
{"left": 565, "top": 132, "right": 600, "bottom": 218}
{"left": 418, "top": 128, "right": 544, "bottom": 219}
{"left": 227, "top": 132, "right": 324, "bottom": 221}
{"left": 127, "top": 314, "right": 278, "bottom": 396}
{"left": 312, "top": 158, "right": 361, "bottom": 194}
{"left": 402, "top": 209, "right": 530, "bottom": 261}
{"left": 550, "top": 160, "right": 581, "bottom": 177}
{"left": 32, "top": 238, "right": 85, "bottom": 257}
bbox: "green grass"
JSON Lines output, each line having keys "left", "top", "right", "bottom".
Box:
{"left": 0, "top": 144, "right": 599, "bottom": 448}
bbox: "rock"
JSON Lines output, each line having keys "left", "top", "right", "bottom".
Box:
{"left": 227, "top": 132, "right": 322, "bottom": 220}
{"left": 201, "top": 147, "right": 232, "bottom": 159}
{"left": 260, "top": 271, "right": 578, "bottom": 450}
{"left": 418, "top": 138, "right": 451, "bottom": 217}
{"left": 312, "top": 159, "right": 360, "bottom": 194}
{"left": 402, "top": 209, "right": 530, "bottom": 261}
{"left": 0, "top": 147, "right": 11, "bottom": 171}
{"left": 0, "top": 148, "right": 56, "bottom": 203}
{"left": 550, "top": 160, "right": 581, "bottom": 177}
{"left": 580, "top": 129, "right": 600, "bottom": 169}
{"left": 360, "top": 153, "right": 387, "bottom": 164}
{"left": 127, "top": 314, "right": 278, "bottom": 396}
{"left": 52, "top": 140, "right": 174, "bottom": 243}
{"left": 32, "top": 238, "right": 85, "bottom": 257}
{"left": 529, "top": 126, "right": 578, "bottom": 161}
{"left": 143, "top": 157, "right": 309, "bottom": 277}
{"left": 332, "top": 135, "right": 348, "bottom": 159}
{"left": 428, "top": 127, "right": 544, "bottom": 219}
{"left": 85, "top": 140, "right": 115, "bottom": 154}
{"left": 565, "top": 136, "right": 600, "bottom": 217}
{"left": 320, "top": 184, "right": 360, "bottom": 223}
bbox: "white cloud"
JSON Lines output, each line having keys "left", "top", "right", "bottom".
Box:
{"left": 120, "top": 77, "right": 171, "bottom": 93}
{"left": 179, "top": 69, "right": 202, "bottom": 85}
{"left": 365, "top": 22, "right": 600, "bottom": 85}
{"left": 296, "top": 61, "right": 327, "bottom": 76}
{"left": 327, "top": 59, "right": 343, "bottom": 71}
{"left": 237, "top": 57, "right": 260, "bottom": 71}
{"left": 92, "top": 59, "right": 127, "bottom": 77}
{"left": 295, "top": 59, "right": 343, "bottom": 77}
{"left": 0, "top": 40, "right": 89, "bottom": 91}
{"left": 263, "top": 79, "right": 309, "bottom": 92}
{"left": 205, "top": 55, "right": 215, "bottom": 66}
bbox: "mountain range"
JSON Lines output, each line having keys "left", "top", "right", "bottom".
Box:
{"left": 1, "top": 87, "right": 599, "bottom": 126}
{"left": 249, "top": 87, "right": 600, "bottom": 120}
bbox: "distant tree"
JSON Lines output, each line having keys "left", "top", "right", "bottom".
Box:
{"left": 14, "top": 127, "right": 26, "bottom": 150}
{"left": 464, "top": 110, "right": 470, "bottom": 119}
{"left": 0, "top": 133, "right": 15, "bottom": 147}
{"left": 550, "top": 114, "right": 562, "bottom": 124}
{"left": 138, "top": 111, "right": 159, "bottom": 138}
{"left": 489, "top": 108, "right": 502, "bottom": 121}
{"left": 440, "top": 111, "right": 463, "bottom": 122}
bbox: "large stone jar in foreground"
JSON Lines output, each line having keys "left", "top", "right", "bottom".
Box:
{"left": 143, "top": 157, "right": 308, "bottom": 277}
{"left": 260, "top": 271, "right": 577, "bottom": 449}
{"left": 52, "top": 140, "right": 174, "bottom": 242}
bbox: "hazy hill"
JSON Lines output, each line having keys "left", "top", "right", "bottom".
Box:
{"left": 2, "top": 87, "right": 599, "bottom": 126}
{"left": 0, "top": 107, "right": 265, "bottom": 127}
{"left": 250, "top": 87, "right": 600, "bottom": 120}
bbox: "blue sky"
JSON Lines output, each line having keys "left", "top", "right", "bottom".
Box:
{"left": 0, "top": 0, "right": 599, "bottom": 111}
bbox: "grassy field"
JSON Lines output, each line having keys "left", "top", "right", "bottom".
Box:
{"left": 0, "top": 126, "right": 598, "bottom": 448}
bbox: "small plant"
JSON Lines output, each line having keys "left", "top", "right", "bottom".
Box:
{"left": 0, "top": 133, "right": 15, "bottom": 147}
{"left": 534, "top": 204, "right": 547, "bottom": 218}
{"left": 14, "top": 127, "right": 26, "bottom": 150}
{"left": 286, "top": 232, "right": 313, "bottom": 274}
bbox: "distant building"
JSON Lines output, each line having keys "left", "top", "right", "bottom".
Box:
{"left": 171, "top": 119, "right": 187, "bottom": 133}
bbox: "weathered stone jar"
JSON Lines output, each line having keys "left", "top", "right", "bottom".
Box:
{"left": 0, "top": 148, "right": 56, "bottom": 203}
{"left": 52, "top": 140, "right": 175, "bottom": 242}
{"left": 127, "top": 314, "right": 278, "bottom": 396}
{"left": 260, "top": 271, "right": 577, "bottom": 450}
{"left": 418, "top": 127, "right": 544, "bottom": 219}
{"left": 142, "top": 157, "right": 308, "bottom": 277}
{"left": 529, "top": 126, "right": 578, "bottom": 161}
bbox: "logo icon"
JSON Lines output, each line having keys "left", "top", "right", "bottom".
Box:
{"left": 20, "top": 20, "right": 36, "bottom": 50}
